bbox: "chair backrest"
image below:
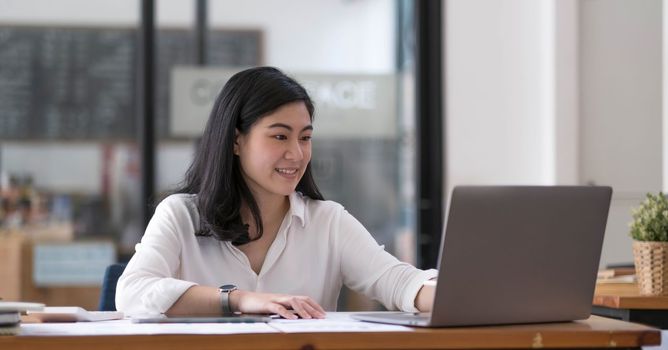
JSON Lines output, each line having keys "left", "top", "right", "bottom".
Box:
{"left": 98, "top": 263, "right": 127, "bottom": 311}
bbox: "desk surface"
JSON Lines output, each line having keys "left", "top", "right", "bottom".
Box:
{"left": 594, "top": 294, "right": 668, "bottom": 309}
{"left": 0, "top": 315, "right": 660, "bottom": 350}
{"left": 594, "top": 282, "right": 668, "bottom": 309}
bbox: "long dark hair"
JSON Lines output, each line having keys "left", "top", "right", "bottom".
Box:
{"left": 175, "top": 67, "right": 324, "bottom": 245}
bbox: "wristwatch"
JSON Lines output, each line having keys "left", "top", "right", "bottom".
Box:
{"left": 218, "top": 284, "right": 238, "bottom": 315}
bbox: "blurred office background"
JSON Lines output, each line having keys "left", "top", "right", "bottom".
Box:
{"left": 0, "top": 0, "right": 426, "bottom": 310}
{"left": 0, "top": 0, "right": 662, "bottom": 310}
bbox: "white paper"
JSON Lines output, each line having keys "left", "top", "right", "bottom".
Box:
{"left": 19, "top": 319, "right": 279, "bottom": 336}
{"left": 268, "top": 312, "right": 413, "bottom": 333}
{"left": 19, "top": 313, "right": 414, "bottom": 336}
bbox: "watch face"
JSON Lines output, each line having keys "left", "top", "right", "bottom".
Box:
{"left": 219, "top": 284, "right": 237, "bottom": 292}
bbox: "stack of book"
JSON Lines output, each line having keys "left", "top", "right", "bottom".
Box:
{"left": 595, "top": 266, "right": 637, "bottom": 296}
{"left": 0, "top": 301, "right": 45, "bottom": 335}
{"left": 0, "top": 310, "right": 21, "bottom": 335}
{"left": 597, "top": 266, "right": 635, "bottom": 280}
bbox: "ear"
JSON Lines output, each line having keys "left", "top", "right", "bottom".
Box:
{"left": 233, "top": 129, "right": 240, "bottom": 155}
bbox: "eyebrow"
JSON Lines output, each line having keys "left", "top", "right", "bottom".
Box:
{"left": 267, "top": 123, "right": 313, "bottom": 132}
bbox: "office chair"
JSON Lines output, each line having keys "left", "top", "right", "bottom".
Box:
{"left": 98, "top": 262, "right": 127, "bottom": 311}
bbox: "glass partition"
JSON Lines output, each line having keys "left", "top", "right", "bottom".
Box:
{"left": 158, "top": 0, "right": 418, "bottom": 310}
{"left": 0, "top": 0, "right": 419, "bottom": 311}
{"left": 0, "top": 0, "right": 140, "bottom": 309}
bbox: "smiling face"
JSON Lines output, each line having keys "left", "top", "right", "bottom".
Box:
{"left": 234, "top": 101, "right": 313, "bottom": 203}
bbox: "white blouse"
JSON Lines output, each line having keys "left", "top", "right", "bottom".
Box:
{"left": 115, "top": 192, "right": 437, "bottom": 315}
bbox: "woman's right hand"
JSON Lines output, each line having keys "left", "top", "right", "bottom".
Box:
{"left": 229, "top": 290, "right": 326, "bottom": 320}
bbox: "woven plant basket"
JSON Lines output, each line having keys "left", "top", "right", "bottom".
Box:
{"left": 633, "top": 240, "right": 668, "bottom": 296}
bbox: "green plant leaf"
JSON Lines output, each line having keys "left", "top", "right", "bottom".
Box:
{"left": 630, "top": 192, "right": 668, "bottom": 241}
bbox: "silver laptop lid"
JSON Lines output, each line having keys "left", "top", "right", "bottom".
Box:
{"left": 430, "top": 186, "right": 612, "bottom": 327}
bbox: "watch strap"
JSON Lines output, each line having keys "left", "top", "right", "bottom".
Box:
{"left": 218, "top": 285, "right": 237, "bottom": 315}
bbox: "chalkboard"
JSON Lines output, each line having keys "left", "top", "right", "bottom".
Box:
{"left": 0, "top": 26, "right": 262, "bottom": 140}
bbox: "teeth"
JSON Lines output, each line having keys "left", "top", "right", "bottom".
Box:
{"left": 276, "top": 168, "right": 297, "bottom": 174}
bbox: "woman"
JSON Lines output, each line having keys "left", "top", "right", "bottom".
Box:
{"left": 116, "top": 67, "right": 437, "bottom": 319}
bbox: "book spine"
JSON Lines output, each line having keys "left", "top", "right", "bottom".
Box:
{"left": 0, "top": 312, "right": 21, "bottom": 325}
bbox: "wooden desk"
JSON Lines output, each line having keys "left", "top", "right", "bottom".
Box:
{"left": 0, "top": 316, "right": 659, "bottom": 350}
{"left": 593, "top": 282, "right": 668, "bottom": 328}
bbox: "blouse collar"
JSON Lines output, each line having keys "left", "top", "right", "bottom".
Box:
{"left": 288, "top": 192, "right": 307, "bottom": 227}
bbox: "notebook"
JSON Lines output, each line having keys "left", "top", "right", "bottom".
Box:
{"left": 0, "top": 301, "right": 44, "bottom": 313}
{"left": 28, "top": 307, "right": 124, "bottom": 322}
{"left": 352, "top": 186, "right": 612, "bottom": 327}
{"left": 0, "top": 301, "right": 44, "bottom": 335}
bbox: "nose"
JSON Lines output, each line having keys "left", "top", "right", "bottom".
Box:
{"left": 285, "top": 139, "right": 304, "bottom": 161}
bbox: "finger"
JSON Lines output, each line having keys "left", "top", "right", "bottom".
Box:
{"left": 289, "top": 299, "right": 312, "bottom": 319}
{"left": 301, "top": 302, "right": 325, "bottom": 319}
{"left": 270, "top": 303, "right": 297, "bottom": 320}
{"left": 300, "top": 297, "right": 326, "bottom": 317}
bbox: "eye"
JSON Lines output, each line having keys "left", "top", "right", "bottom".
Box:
{"left": 273, "top": 135, "right": 288, "bottom": 140}
{"left": 300, "top": 135, "right": 312, "bottom": 142}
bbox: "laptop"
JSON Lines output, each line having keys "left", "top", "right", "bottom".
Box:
{"left": 352, "top": 186, "right": 612, "bottom": 327}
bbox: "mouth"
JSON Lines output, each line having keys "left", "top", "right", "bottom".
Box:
{"left": 275, "top": 168, "right": 299, "bottom": 178}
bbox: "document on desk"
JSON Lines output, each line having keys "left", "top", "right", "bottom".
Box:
{"left": 19, "top": 319, "right": 279, "bottom": 336}
{"left": 268, "top": 312, "right": 413, "bottom": 333}
{"left": 19, "top": 313, "right": 413, "bottom": 336}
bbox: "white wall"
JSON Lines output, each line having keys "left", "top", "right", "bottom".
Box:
{"left": 553, "top": 0, "right": 579, "bottom": 185}
{"left": 446, "top": 0, "right": 555, "bottom": 192}
{"left": 446, "top": 0, "right": 663, "bottom": 268}
{"left": 579, "top": 0, "right": 662, "bottom": 267}
{"left": 579, "top": 0, "right": 662, "bottom": 194}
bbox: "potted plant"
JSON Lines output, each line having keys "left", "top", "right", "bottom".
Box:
{"left": 630, "top": 192, "right": 668, "bottom": 296}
